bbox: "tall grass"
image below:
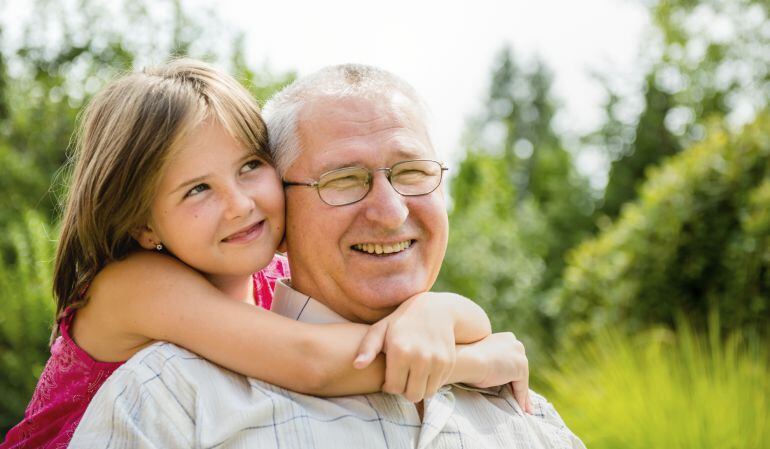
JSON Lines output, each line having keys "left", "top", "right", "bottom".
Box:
{"left": 541, "top": 317, "right": 769, "bottom": 449}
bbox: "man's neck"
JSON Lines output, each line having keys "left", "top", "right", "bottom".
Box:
{"left": 272, "top": 279, "right": 425, "bottom": 421}
{"left": 288, "top": 275, "right": 397, "bottom": 324}
{"left": 287, "top": 276, "right": 361, "bottom": 321}
{"left": 271, "top": 279, "right": 349, "bottom": 324}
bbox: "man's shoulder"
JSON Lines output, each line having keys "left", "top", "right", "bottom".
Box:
{"left": 450, "top": 385, "right": 586, "bottom": 448}
{"left": 122, "top": 341, "right": 199, "bottom": 371}
{"left": 116, "top": 342, "right": 235, "bottom": 386}
{"left": 527, "top": 390, "right": 571, "bottom": 427}
{"left": 90, "top": 342, "right": 254, "bottom": 418}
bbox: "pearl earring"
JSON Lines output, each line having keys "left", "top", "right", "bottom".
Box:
{"left": 155, "top": 243, "right": 163, "bottom": 251}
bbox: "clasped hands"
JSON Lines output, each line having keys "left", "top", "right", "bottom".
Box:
{"left": 352, "top": 292, "right": 531, "bottom": 413}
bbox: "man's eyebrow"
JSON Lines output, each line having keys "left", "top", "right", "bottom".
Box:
{"left": 393, "top": 147, "right": 425, "bottom": 160}
{"left": 315, "top": 147, "right": 428, "bottom": 173}
{"left": 316, "top": 160, "right": 363, "bottom": 173}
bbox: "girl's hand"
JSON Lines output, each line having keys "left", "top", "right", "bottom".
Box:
{"left": 354, "top": 292, "right": 481, "bottom": 403}
{"left": 457, "top": 332, "right": 532, "bottom": 413}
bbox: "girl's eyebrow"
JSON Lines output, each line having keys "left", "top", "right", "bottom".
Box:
{"left": 237, "top": 153, "right": 257, "bottom": 164}
{"left": 172, "top": 174, "right": 210, "bottom": 195}
{"left": 170, "top": 153, "right": 256, "bottom": 195}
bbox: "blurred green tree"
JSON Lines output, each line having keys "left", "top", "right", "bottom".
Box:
{"left": 595, "top": 0, "right": 769, "bottom": 217}
{"left": 559, "top": 112, "right": 770, "bottom": 345}
{"left": 436, "top": 47, "right": 595, "bottom": 361}
{"left": 599, "top": 76, "right": 682, "bottom": 217}
{"left": 0, "top": 212, "right": 56, "bottom": 430}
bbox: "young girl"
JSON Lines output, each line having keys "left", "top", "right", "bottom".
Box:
{"left": 1, "top": 59, "right": 530, "bottom": 449}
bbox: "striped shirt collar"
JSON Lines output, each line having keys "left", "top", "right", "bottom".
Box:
{"left": 271, "top": 279, "right": 349, "bottom": 325}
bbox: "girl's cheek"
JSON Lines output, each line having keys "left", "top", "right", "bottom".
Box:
{"left": 182, "top": 198, "right": 218, "bottom": 222}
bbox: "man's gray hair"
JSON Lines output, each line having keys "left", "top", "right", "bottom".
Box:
{"left": 262, "top": 64, "right": 432, "bottom": 175}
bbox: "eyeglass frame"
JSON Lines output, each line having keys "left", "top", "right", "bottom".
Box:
{"left": 282, "top": 159, "right": 449, "bottom": 206}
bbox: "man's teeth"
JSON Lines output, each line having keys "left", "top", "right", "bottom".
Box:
{"left": 353, "top": 240, "right": 412, "bottom": 255}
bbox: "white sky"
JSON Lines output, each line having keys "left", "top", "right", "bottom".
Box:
{"left": 2, "top": 0, "right": 651, "bottom": 182}
{"left": 214, "top": 0, "right": 651, "bottom": 179}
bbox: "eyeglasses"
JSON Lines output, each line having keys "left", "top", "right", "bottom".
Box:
{"left": 283, "top": 159, "right": 448, "bottom": 206}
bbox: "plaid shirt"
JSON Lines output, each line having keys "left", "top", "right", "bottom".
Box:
{"left": 69, "top": 281, "right": 585, "bottom": 449}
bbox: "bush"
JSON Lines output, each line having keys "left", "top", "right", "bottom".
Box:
{"left": 436, "top": 151, "right": 557, "bottom": 364}
{"left": 558, "top": 113, "right": 770, "bottom": 343}
{"left": 540, "top": 318, "right": 769, "bottom": 449}
{"left": 0, "top": 211, "right": 56, "bottom": 434}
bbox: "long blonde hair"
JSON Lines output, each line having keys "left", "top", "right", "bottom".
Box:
{"left": 52, "top": 58, "right": 271, "bottom": 341}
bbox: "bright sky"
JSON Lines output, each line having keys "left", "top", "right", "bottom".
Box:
{"left": 214, "top": 0, "right": 651, "bottom": 180}
{"left": 2, "top": 0, "right": 651, "bottom": 182}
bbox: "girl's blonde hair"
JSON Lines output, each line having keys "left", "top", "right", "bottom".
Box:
{"left": 52, "top": 58, "right": 270, "bottom": 341}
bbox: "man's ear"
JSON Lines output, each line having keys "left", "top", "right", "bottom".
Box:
{"left": 130, "top": 225, "right": 161, "bottom": 251}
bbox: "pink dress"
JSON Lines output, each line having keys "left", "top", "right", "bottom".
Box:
{"left": 1, "top": 255, "right": 289, "bottom": 449}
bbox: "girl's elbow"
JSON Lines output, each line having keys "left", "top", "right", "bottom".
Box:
{"left": 292, "top": 359, "right": 335, "bottom": 395}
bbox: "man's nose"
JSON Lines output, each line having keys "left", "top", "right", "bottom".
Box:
{"left": 362, "top": 173, "right": 408, "bottom": 228}
{"left": 223, "top": 184, "right": 255, "bottom": 220}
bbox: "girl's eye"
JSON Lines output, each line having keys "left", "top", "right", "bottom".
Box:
{"left": 185, "top": 183, "right": 209, "bottom": 197}
{"left": 240, "top": 159, "right": 263, "bottom": 174}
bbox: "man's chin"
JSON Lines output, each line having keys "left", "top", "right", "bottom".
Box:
{"left": 343, "top": 281, "right": 429, "bottom": 321}
{"left": 352, "top": 305, "right": 399, "bottom": 324}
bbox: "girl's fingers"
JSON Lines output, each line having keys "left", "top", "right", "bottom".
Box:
{"left": 424, "top": 372, "right": 443, "bottom": 399}
{"left": 403, "top": 361, "right": 429, "bottom": 403}
{"left": 510, "top": 380, "right": 530, "bottom": 414}
{"left": 382, "top": 350, "right": 410, "bottom": 395}
{"left": 354, "top": 320, "right": 388, "bottom": 369}
{"left": 426, "top": 356, "right": 452, "bottom": 398}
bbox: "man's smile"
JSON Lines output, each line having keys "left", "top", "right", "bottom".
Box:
{"left": 351, "top": 239, "right": 414, "bottom": 255}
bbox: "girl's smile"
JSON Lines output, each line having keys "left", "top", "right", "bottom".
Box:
{"left": 222, "top": 219, "right": 266, "bottom": 244}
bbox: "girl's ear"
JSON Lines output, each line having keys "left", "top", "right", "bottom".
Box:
{"left": 131, "top": 225, "right": 161, "bottom": 251}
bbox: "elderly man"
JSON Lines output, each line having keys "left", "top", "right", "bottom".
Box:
{"left": 69, "top": 65, "right": 584, "bottom": 449}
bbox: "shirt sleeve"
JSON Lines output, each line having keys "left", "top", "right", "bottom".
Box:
{"left": 68, "top": 347, "right": 196, "bottom": 449}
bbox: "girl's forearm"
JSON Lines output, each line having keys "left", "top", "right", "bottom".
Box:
{"left": 90, "top": 252, "right": 389, "bottom": 395}
{"left": 448, "top": 342, "right": 486, "bottom": 385}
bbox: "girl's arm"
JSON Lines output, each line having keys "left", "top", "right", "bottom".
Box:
{"left": 75, "top": 251, "right": 495, "bottom": 400}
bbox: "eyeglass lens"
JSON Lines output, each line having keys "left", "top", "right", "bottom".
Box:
{"left": 317, "top": 160, "right": 443, "bottom": 206}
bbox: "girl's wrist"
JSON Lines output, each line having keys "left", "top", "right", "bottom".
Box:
{"left": 449, "top": 343, "right": 488, "bottom": 385}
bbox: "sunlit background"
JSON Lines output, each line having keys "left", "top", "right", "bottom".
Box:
{"left": 0, "top": 0, "right": 768, "bottom": 447}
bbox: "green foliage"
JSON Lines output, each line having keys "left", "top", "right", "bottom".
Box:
{"left": 438, "top": 152, "right": 552, "bottom": 355}
{"left": 0, "top": 212, "right": 56, "bottom": 431}
{"left": 559, "top": 112, "right": 770, "bottom": 343}
{"left": 230, "top": 36, "right": 297, "bottom": 107}
{"left": 437, "top": 48, "right": 595, "bottom": 361}
{"left": 595, "top": 0, "right": 769, "bottom": 217}
{"left": 541, "top": 318, "right": 769, "bottom": 449}
{"left": 600, "top": 76, "right": 682, "bottom": 217}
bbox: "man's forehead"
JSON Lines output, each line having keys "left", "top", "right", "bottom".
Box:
{"left": 293, "top": 94, "right": 435, "bottom": 173}
{"left": 300, "top": 94, "right": 421, "bottom": 131}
